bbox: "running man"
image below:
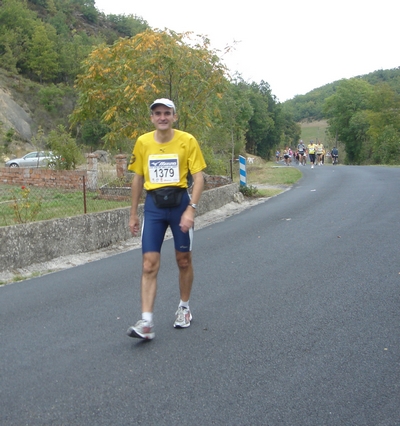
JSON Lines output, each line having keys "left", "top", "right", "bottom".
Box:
{"left": 127, "top": 98, "right": 207, "bottom": 340}
{"left": 297, "top": 140, "right": 306, "bottom": 166}
{"left": 316, "top": 140, "right": 324, "bottom": 166}
{"left": 331, "top": 146, "right": 339, "bottom": 164}
{"left": 307, "top": 140, "right": 316, "bottom": 169}
{"left": 283, "top": 147, "right": 290, "bottom": 166}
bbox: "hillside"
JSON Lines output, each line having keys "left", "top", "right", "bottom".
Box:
{"left": 1, "top": 1, "right": 398, "bottom": 166}
{"left": 283, "top": 67, "right": 400, "bottom": 122}
{"left": 0, "top": 0, "right": 150, "bottom": 155}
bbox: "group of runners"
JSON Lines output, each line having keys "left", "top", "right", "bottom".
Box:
{"left": 277, "top": 141, "right": 338, "bottom": 168}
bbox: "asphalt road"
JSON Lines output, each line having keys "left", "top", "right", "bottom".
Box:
{"left": 1, "top": 165, "right": 399, "bottom": 425}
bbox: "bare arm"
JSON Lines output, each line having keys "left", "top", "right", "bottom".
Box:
{"left": 129, "top": 173, "right": 144, "bottom": 235}
{"left": 179, "top": 171, "right": 204, "bottom": 233}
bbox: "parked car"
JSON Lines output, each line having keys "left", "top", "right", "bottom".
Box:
{"left": 5, "top": 151, "right": 57, "bottom": 168}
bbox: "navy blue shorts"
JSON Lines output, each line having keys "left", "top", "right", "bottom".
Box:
{"left": 141, "top": 191, "right": 193, "bottom": 253}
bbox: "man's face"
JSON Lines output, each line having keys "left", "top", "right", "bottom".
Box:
{"left": 150, "top": 105, "right": 176, "bottom": 131}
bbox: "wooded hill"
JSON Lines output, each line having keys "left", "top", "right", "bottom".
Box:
{"left": 284, "top": 68, "right": 400, "bottom": 122}
{"left": 0, "top": 0, "right": 149, "bottom": 83}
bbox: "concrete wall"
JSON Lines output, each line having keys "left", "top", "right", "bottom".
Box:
{"left": 0, "top": 183, "right": 239, "bottom": 272}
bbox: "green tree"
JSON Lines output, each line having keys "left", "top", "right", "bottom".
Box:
{"left": 38, "top": 83, "right": 65, "bottom": 112}
{"left": 323, "top": 79, "right": 373, "bottom": 164}
{"left": 0, "top": 0, "right": 39, "bottom": 72}
{"left": 46, "top": 125, "right": 83, "bottom": 169}
{"left": 79, "top": 119, "right": 109, "bottom": 148}
{"left": 245, "top": 82, "right": 275, "bottom": 158}
{"left": 279, "top": 106, "right": 301, "bottom": 148}
{"left": 207, "top": 76, "right": 253, "bottom": 160}
{"left": 71, "top": 29, "right": 229, "bottom": 148}
{"left": 367, "top": 83, "right": 400, "bottom": 164}
{"left": 80, "top": 1, "right": 98, "bottom": 23}
{"left": 27, "top": 24, "right": 59, "bottom": 82}
{"left": 105, "top": 14, "right": 149, "bottom": 37}
{"left": 57, "top": 33, "right": 96, "bottom": 83}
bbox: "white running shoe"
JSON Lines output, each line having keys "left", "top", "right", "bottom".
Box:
{"left": 174, "top": 307, "right": 192, "bottom": 328}
{"left": 127, "top": 320, "right": 155, "bottom": 340}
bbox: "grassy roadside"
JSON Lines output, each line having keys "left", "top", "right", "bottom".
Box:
{"left": 234, "top": 161, "right": 302, "bottom": 198}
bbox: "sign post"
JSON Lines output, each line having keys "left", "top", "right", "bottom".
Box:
{"left": 239, "top": 155, "right": 247, "bottom": 187}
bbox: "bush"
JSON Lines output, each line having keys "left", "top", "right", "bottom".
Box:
{"left": 201, "top": 145, "right": 226, "bottom": 175}
{"left": 9, "top": 186, "right": 42, "bottom": 224}
{"left": 46, "top": 125, "right": 84, "bottom": 169}
{"left": 239, "top": 184, "right": 259, "bottom": 197}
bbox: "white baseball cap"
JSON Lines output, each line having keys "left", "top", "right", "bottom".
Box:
{"left": 150, "top": 98, "right": 176, "bottom": 113}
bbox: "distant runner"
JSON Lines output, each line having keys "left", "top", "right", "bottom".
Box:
{"left": 307, "top": 140, "right": 316, "bottom": 169}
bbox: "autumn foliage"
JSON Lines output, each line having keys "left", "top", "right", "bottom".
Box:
{"left": 71, "top": 29, "right": 229, "bottom": 147}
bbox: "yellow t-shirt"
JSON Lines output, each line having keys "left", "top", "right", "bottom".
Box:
{"left": 316, "top": 143, "right": 324, "bottom": 154}
{"left": 128, "top": 129, "right": 206, "bottom": 191}
{"left": 308, "top": 144, "right": 315, "bottom": 154}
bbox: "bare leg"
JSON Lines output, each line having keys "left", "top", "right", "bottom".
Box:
{"left": 141, "top": 252, "right": 160, "bottom": 312}
{"left": 175, "top": 250, "right": 193, "bottom": 302}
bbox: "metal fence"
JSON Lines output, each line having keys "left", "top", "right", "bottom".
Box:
{"left": 0, "top": 153, "right": 235, "bottom": 227}
{"left": 0, "top": 178, "right": 133, "bottom": 227}
{"left": 0, "top": 156, "right": 135, "bottom": 227}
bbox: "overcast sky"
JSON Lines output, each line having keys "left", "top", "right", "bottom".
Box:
{"left": 94, "top": 0, "right": 398, "bottom": 102}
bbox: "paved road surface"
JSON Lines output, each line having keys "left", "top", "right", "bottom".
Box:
{"left": 1, "top": 165, "right": 399, "bottom": 425}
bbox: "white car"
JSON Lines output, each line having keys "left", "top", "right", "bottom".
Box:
{"left": 5, "top": 151, "right": 56, "bottom": 168}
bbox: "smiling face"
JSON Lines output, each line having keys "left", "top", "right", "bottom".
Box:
{"left": 150, "top": 105, "right": 177, "bottom": 131}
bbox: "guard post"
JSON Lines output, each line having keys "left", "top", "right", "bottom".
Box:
{"left": 239, "top": 155, "right": 247, "bottom": 187}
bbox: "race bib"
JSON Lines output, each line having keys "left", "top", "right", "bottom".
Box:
{"left": 148, "top": 154, "right": 180, "bottom": 184}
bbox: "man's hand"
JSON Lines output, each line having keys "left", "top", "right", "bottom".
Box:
{"left": 179, "top": 207, "right": 195, "bottom": 233}
{"left": 129, "top": 214, "right": 140, "bottom": 236}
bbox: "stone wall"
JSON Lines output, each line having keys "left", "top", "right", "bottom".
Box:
{"left": 0, "top": 183, "right": 239, "bottom": 272}
{"left": 0, "top": 167, "right": 86, "bottom": 189}
{"left": 204, "top": 174, "right": 232, "bottom": 190}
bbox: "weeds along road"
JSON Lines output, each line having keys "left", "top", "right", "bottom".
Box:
{"left": 1, "top": 165, "right": 399, "bottom": 425}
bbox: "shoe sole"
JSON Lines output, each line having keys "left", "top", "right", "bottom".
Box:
{"left": 127, "top": 327, "right": 155, "bottom": 340}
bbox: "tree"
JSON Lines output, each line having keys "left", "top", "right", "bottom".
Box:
{"left": 57, "top": 33, "right": 96, "bottom": 83}
{"left": 245, "top": 82, "right": 275, "bottom": 158}
{"left": 106, "top": 14, "right": 149, "bottom": 37}
{"left": 367, "top": 83, "right": 400, "bottom": 164}
{"left": 279, "top": 106, "right": 301, "bottom": 148}
{"left": 27, "top": 24, "right": 59, "bottom": 82}
{"left": 46, "top": 125, "right": 83, "bottom": 169}
{"left": 323, "top": 79, "right": 373, "bottom": 164}
{"left": 0, "top": 0, "right": 39, "bottom": 72}
{"left": 208, "top": 76, "right": 253, "bottom": 158}
{"left": 71, "top": 29, "right": 229, "bottom": 148}
{"left": 38, "top": 83, "right": 65, "bottom": 112}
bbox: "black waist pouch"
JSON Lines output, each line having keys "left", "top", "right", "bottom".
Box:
{"left": 149, "top": 187, "right": 186, "bottom": 208}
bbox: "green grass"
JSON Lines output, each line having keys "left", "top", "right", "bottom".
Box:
{"left": 0, "top": 185, "right": 131, "bottom": 227}
{"left": 245, "top": 162, "right": 302, "bottom": 186}
{"left": 301, "top": 120, "right": 329, "bottom": 144}
{"left": 257, "top": 188, "right": 283, "bottom": 198}
{"left": 233, "top": 160, "right": 302, "bottom": 198}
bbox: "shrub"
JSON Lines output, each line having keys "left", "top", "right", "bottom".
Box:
{"left": 10, "top": 186, "right": 42, "bottom": 223}
{"left": 239, "top": 184, "right": 259, "bottom": 197}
